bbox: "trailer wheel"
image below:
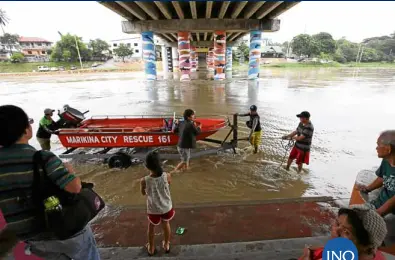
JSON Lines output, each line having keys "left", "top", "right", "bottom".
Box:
{"left": 108, "top": 153, "right": 132, "bottom": 169}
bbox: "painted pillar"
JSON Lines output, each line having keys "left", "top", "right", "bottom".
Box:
{"left": 178, "top": 31, "right": 191, "bottom": 81}
{"left": 161, "top": 45, "right": 169, "bottom": 73}
{"left": 142, "top": 31, "right": 156, "bottom": 80}
{"left": 207, "top": 47, "right": 215, "bottom": 73}
{"left": 171, "top": 46, "right": 178, "bottom": 72}
{"left": 214, "top": 31, "right": 226, "bottom": 80}
{"left": 248, "top": 30, "right": 262, "bottom": 80}
{"left": 190, "top": 45, "right": 197, "bottom": 72}
{"left": 166, "top": 46, "right": 173, "bottom": 72}
{"left": 226, "top": 46, "right": 233, "bottom": 71}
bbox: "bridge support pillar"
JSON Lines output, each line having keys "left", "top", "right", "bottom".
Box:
{"left": 161, "top": 45, "right": 169, "bottom": 73}
{"left": 178, "top": 31, "right": 191, "bottom": 81}
{"left": 248, "top": 30, "right": 262, "bottom": 80}
{"left": 207, "top": 47, "right": 215, "bottom": 73}
{"left": 226, "top": 46, "right": 233, "bottom": 72}
{"left": 191, "top": 45, "right": 197, "bottom": 72}
{"left": 172, "top": 47, "right": 179, "bottom": 72}
{"left": 141, "top": 31, "right": 156, "bottom": 80}
{"left": 214, "top": 31, "right": 226, "bottom": 80}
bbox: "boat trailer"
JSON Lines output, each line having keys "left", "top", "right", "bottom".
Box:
{"left": 59, "top": 114, "right": 243, "bottom": 169}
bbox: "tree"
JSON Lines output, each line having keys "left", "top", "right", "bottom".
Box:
{"left": 10, "top": 52, "right": 24, "bottom": 62}
{"left": 291, "top": 34, "right": 320, "bottom": 57}
{"left": 51, "top": 33, "right": 91, "bottom": 62}
{"left": 0, "top": 9, "right": 9, "bottom": 34}
{"left": 89, "top": 39, "right": 110, "bottom": 59}
{"left": 113, "top": 43, "right": 134, "bottom": 62}
{"left": 235, "top": 41, "right": 249, "bottom": 61}
{"left": 312, "top": 32, "right": 336, "bottom": 55}
{"left": 0, "top": 33, "right": 19, "bottom": 54}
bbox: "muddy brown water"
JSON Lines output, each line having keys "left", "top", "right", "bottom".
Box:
{"left": 1, "top": 68, "right": 395, "bottom": 206}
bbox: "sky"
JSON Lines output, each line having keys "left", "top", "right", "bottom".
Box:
{"left": 1, "top": 1, "right": 395, "bottom": 44}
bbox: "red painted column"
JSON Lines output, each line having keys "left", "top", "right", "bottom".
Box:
{"left": 207, "top": 47, "right": 215, "bottom": 73}
{"left": 214, "top": 30, "right": 226, "bottom": 80}
{"left": 178, "top": 31, "right": 191, "bottom": 81}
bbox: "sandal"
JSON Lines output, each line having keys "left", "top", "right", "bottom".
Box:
{"left": 145, "top": 243, "right": 156, "bottom": 256}
{"left": 162, "top": 241, "right": 171, "bottom": 254}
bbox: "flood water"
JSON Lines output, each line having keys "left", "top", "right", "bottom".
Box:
{"left": 1, "top": 68, "right": 394, "bottom": 206}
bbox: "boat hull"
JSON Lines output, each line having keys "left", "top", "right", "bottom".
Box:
{"left": 58, "top": 117, "right": 227, "bottom": 148}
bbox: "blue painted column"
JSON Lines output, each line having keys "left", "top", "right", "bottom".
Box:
{"left": 225, "top": 46, "right": 232, "bottom": 71}
{"left": 142, "top": 31, "right": 156, "bottom": 80}
{"left": 248, "top": 31, "right": 262, "bottom": 80}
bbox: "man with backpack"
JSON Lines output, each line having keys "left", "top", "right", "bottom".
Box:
{"left": 0, "top": 105, "right": 100, "bottom": 260}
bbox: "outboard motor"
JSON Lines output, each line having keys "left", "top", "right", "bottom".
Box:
{"left": 56, "top": 104, "right": 87, "bottom": 128}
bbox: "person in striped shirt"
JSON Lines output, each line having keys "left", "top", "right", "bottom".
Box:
{"left": 0, "top": 105, "right": 100, "bottom": 260}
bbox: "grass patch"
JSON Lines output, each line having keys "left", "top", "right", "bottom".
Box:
{"left": 0, "top": 61, "right": 99, "bottom": 73}
{"left": 264, "top": 62, "right": 342, "bottom": 68}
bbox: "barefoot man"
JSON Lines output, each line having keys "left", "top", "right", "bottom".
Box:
{"left": 282, "top": 111, "right": 314, "bottom": 173}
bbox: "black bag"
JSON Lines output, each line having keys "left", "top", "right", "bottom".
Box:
{"left": 32, "top": 151, "right": 105, "bottom": 240}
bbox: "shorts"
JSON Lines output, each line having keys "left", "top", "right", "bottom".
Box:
{"left": 37, "top": 137, "right": 51, "bottom": 151}
{"left": 177, "top": 147, "right": 191, "bottom": 163}
{"left": 251, "top": 130, "right": 262, "bottom": 147}
{"left": 289, "top": 146, "right": 310, "bottom": 165}
{"left": 148, "top": 209, "right": 175, "bottom": 226}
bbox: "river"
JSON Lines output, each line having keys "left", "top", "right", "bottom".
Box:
{"left": 1, "top": 68, "right": 394, "bottom": 206}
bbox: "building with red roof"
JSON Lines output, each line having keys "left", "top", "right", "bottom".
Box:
{"left": 18, "top": 36, "right": 53, "bottom": 62}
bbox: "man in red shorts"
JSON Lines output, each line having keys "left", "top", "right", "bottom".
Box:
{"left": 282, "top": 111, "right": 314, "bottom": 172}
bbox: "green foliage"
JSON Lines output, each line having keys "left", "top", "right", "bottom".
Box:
{"left": 0, "top": 8, "right": 9, "bottom": 29}
{"left": 113, "top": 43, "right": 134, "bottom": 62}
{"left": 51, "top": 33, "right": 91, "bottom": 62}
{"left": 291, "top": 34, "right": 320, "bottom": 57}
{"left": 234, "top": 41, "right": 249, "bottom": 62}
{"left": 312, "top": 32, "right": 336, "bottom": 54}
{"left": 89, "top": 39, "right": 110, "bottom": 59}
{"left": 10, "top": 52, "right": 24, "bottom": 62}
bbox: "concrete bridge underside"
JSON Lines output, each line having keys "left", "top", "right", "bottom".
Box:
{"left": 101, "top": 1, "right": 299, "bottom": 46}
{"left": 100, "top": 1, "right": 299, "bottom": 81}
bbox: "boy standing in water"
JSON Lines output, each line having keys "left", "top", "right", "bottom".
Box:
{"left": 140, "top": 150, "right": 174, "bottom": 256}
{"left": 173, "top": 109, "right": 202, "bottom": 172}
{"left": 238, "top": 105, "right": 262, "bottom": 154}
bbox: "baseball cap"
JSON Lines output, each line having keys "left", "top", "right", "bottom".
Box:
{"left": 296, "top": 111, "right": 310, "bottom": 119}
{"left": 44, "top": 108, "right": 55, "bottom": 115}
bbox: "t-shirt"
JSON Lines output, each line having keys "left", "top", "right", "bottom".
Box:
{"left": 374, "top": 159, "right": 395, "bottom": 209}
{"left": 298, "top": 247, "right": 386, "bottom": 260}
{"left": 175, "top": 120, "right": 201, "bottom": 149}
{"left": 295, "top": 121, "right": 314, "bottom": 152}
{"left": 0, "top": 144, "right": 76, "bottom": 240}
{"left": 36, "top": 116, "right": 58, "bottom": 139}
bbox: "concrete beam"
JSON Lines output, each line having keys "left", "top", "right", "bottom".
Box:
{"left": 100, "top": 2, "right": 135, "bottom": 20}
{"left": 189, "top": 1, "right": 197, "bottom": 19}
{"left": 196, "top": 32, "right": 200, "bottom": 41}
{"left": 204, "top": 32, "right": 208, "bottom": 41}
{"left": 135, "top": 1, "right": 160, "bottom": 20}
{"left": 206, "top": 1, "right": 213, "bottom": 18}
{"left": 116, "top": 1, "right": 146, "bottom": 20}
{"left": 171, "top": 33, "right": 178, "bottom": 41}
{"left": 161, "top": 33, "right": 175, "bottom": 42}
{"left": 190, "top": 41, "right": 235, "bottom": 48}
{"left": 154, "top": 1, "right": 172, "bottom": 19}
{"left": 172, "top": 1, "right": 184, "bottom": 19}
{"left": 218, "top": 1, "right": 231, "bottom": 19}
{"left": 244, "top": 1, "right": 266, "bottom": 19}
{"left": 231, "top": 1, "right": 248, "bottom": 19}
{"left": 268, "top": 1, "right": 300, "bottom": 19}
{"left": 229, "top": 32, "right": 242, "bottom": 41}
{"left": 256, "top": 2, "right": 283, "bottom": 19}
{"left": 122, "top": 19, "right": 280, "bottom": 33}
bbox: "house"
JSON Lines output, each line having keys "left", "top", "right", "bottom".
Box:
{"left": 0, "top": 43, "right": 20, "bottom": 61}
{"left": 109, "top": 37, "right": 143, "bottom": 61}
{"left": 261, "top": 46, "right": 285, "bottom": 58}
{"left": 18, "top": 37, "right": 53, "bottom": 62}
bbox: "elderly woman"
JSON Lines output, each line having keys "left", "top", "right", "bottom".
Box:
{"left": 299, "top": 204, "right": 387, "bottom": 260}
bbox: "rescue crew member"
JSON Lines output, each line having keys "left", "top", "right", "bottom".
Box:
{"left": 282, "top": 111, "right": 314, "bottom": 172}
{"left": 238, "top": 105, "right": 262, "bottom": 154}
{"left": 36, "top": 108, "right": 59, "bottom": 151}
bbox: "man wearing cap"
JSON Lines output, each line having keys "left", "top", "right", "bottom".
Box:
{"left": 237, "top": 105, "right": 262, "bottom": 154}
{"left": 36, "top": 108, "right": 59, "bottom": 151}
{"left": 282, "top": 111, "right": 314, "bottom": 172}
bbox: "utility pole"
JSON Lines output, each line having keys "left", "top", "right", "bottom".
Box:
{"left": 74, "top": 35, "right": 83, "bottom": 69}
